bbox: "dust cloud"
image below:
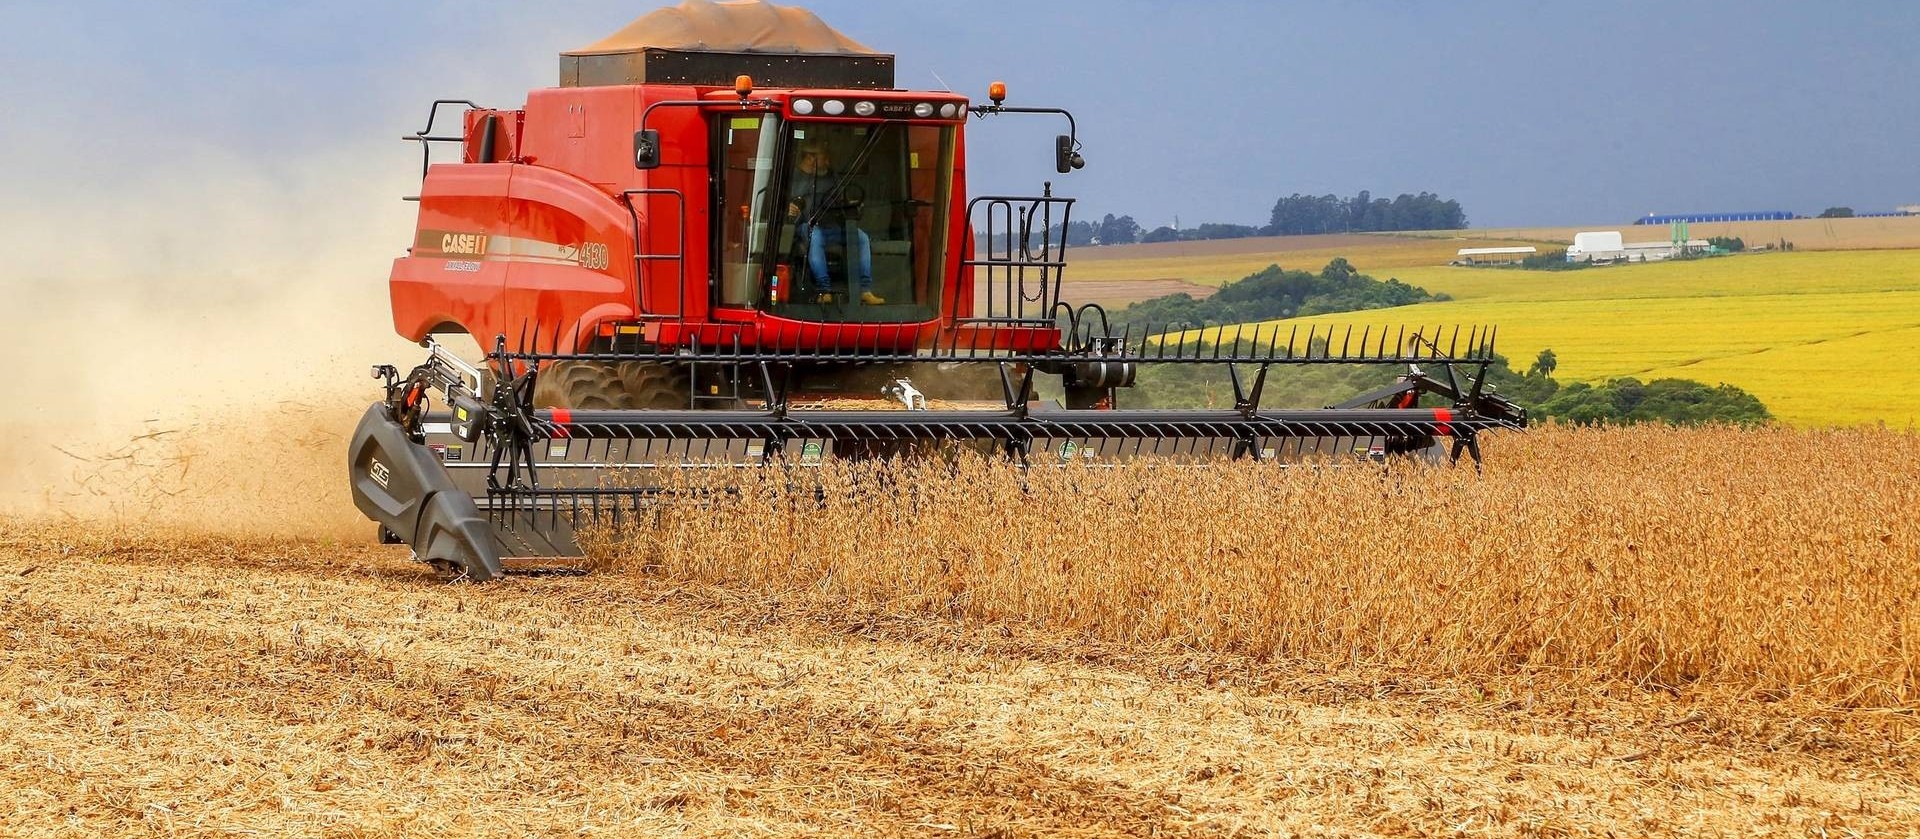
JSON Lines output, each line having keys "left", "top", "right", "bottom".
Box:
{"left": 1, "top": 144, "right": 430, "bottom": 539}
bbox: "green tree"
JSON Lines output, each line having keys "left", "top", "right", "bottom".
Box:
{"left": 1537, "top": 378, "right": 1770, "bottom": 426}
{"left": 1096, "top": 213, "right": 1140, "bottom": 246}
{"left": 1818, "top": 207, "right": 1855, "bottom": 219}
{"left": 1528, "top": 348, "right": 1558, "bottom": 378}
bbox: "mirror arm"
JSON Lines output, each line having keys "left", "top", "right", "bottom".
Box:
{"left": 968, "top": 104, "right": 1078, "bottom": 139}
{"left": 634, "top": 98, "right": 779, "bottom": 168}
{"left": 637, "top": 97, "right": 780, "bottom": 134}
{"left": 969, "top": 104, "right": 1085, "bottom": 172}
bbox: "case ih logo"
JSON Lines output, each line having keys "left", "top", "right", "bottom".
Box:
{"left": 439, "top": 232, "right": 490, "bottom": 255}
{"left": 417, "top": 229, "right": 492, "bottom": 256}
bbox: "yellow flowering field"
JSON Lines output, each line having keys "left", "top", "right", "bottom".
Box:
{"left": 1194, "top": 250, "right": 1920, "bottom": 427}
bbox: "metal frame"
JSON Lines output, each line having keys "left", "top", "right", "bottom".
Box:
{"left": 507, "top": 318, "right": 1501, "bottom": 367}
{"left": 618, "top": 188, "right": 688, "bottom": 320}
{"left": 960, "top": 187, "right": 1075, "bottom": 326}
{"left": 401, "top": 99, "right": 481, "bottom": 182}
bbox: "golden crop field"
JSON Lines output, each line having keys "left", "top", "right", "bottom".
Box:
{"left": 600, "top": 425, "right": 1920, "bottom": 708}
{"left": 6, "top": 424, "right": 1920, "bottom": 836}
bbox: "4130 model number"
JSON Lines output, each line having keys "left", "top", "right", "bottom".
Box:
{"left": 580, "top": 242, "right": 610, "bottom": 270}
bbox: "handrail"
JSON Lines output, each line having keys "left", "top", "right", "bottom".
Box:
{"left": 957, "top": 187, "right": 1075, "bottom": 326}
{"left": 619, "top": 188, "right": 688, "bottom": 322}
{"left": 400, "top": 99, "right": 480, "bottom": 181}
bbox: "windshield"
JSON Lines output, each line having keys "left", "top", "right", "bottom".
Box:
{"left": 713, "top": 116, "right": 955, "bottom": 324}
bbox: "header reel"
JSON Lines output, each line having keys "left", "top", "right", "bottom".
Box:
{"left": 349, "top": 321, "right": 1526, "bottom": 581}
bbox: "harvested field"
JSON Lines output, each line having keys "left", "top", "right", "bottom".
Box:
{"left": 5, "top": 425, "right": 1919, "bottom": 836}
{"left": 972, "top": 276, "right": 1217, "bottom": 310}
{"left": 1057, "top": 216, "right": 1920, "bottom": 302}
{"left": 1062, "top": 234, "right": 1553, "bottom": 288}
{"left": 1413, "top": 214, "right": 1920, "bottom": 252}
{"left": 1070, "top": 234, "right": 1455, "bottom": 262}
{"left": 1053, "top": 277, "right": 1217, "bottom": 308}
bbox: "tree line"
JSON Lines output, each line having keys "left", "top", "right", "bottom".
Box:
{"left": 1108, "top": 258, "right": 1446, "bottom": 326}
{"left": 1264, "top": 191, "right": 1466, "bottom": 236}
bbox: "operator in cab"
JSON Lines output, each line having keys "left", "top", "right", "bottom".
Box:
{"left": 785, "top": 137, "right": 884, "bottom": 305}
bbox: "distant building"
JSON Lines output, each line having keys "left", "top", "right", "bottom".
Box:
{"left": 1453, "top": 246, "right": 1536, "bottom": 265}
{"left": 1568, "top": 230, "right": 1710, "bottom": 263}
{"left": 1624, "top": 239, "right": 1711, "bottom": 261}
{"left": 1898, "top": 205, "right": 1920, "bottom": 215}
{"left": 1567, "top": 231, "right": 1625, "bottom": 262}
{"left": 1634, "top": 211, "right": 1797, "bottom": 225}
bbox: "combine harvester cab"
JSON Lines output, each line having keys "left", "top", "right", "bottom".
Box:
{"left": 350, "top": 0, "right": 1527, "bottom": 580}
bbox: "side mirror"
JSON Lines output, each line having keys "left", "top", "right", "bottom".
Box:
{"left": 633, "top": 129, "right": 661, "bottom": 170}
{"left": 1054, "top": 134, "right": 1085, "bottom": 173}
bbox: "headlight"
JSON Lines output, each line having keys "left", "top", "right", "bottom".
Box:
{"left": 822, "top": 99, "right": 846, "bottom": 116}
{"left": 913, "top": 102, "right": 935, "bottom": 118}
{"left": 853, "top": 101, "right": 876, "bottom": 117}
{"left": 792, "top": 99, "right": 815, "bottom": 115}
{"left": 938, "top": 103, "right": 958, "bottom": 119}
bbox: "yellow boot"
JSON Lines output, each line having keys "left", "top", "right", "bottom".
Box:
{"left": 860, "top": 291, "right": 886, "bottom": 305}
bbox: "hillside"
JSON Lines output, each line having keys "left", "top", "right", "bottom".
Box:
{"left": 1059, "top": 224, "right": 1920, "bottom": 427}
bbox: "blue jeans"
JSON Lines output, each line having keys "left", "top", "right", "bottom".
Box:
{"left": 803, "top": 224, "right": 873, "bottom": 292}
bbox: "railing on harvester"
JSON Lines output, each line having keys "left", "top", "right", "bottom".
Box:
{"left": 958, "top": 185, "right": 1076, "bottom": 327}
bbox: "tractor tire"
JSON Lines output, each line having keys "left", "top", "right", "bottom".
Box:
{"left": 533, "top": 361, "right": 690, "bottom": 410}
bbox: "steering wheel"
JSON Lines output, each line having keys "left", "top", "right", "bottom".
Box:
{"left": 833, "top": 183, "right": 866, "bottom": 210}
{"left": 801, "top": 183, "right": 864, "bottom": 226}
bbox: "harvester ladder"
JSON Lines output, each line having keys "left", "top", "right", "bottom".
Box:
{"left": 619, "top": 188, "right": 689, "bottom": 321}
{"left": 959, "top": 184, "right": 1076, "bottom": 327}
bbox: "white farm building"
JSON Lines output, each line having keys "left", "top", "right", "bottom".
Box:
{"left": 1566, "top": 231, "right": 1710, "bottom": 263}
{"left": 1452, "top": 246, "right": 1537, "bottom": 265}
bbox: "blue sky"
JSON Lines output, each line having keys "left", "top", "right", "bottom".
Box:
{"left": 3, "top": 0, "right": 1915, "bottom": 231}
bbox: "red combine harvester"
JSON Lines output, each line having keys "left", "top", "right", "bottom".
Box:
{"left": 349, "top": 0, "right": 1525, "bottom": 580}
